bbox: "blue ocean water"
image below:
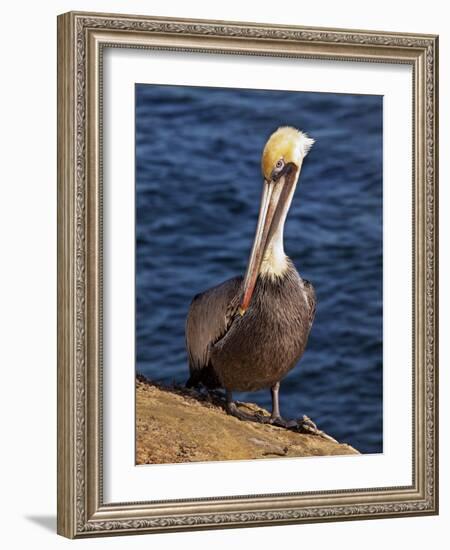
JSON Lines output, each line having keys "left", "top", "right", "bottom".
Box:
{"left": 135, "top": 84, "right": 383, "bottom": 454}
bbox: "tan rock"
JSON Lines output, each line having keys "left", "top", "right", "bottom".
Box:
{"left": 136, "top": 378, "right": 359, "bottom": 465}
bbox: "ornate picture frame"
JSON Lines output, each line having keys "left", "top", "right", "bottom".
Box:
{"left": 57, "top": 11, "right": 438, "bottom": 538}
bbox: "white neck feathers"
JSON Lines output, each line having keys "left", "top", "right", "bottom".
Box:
{"left": 259, "top": 169, "right": 300, "bottom": 279}
{"left": 260, "top": 227, "right": 288, "bottom": 279}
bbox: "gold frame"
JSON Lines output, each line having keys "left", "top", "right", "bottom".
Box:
{"left": 57, "top": 11, "right": 439, "bottom": 538}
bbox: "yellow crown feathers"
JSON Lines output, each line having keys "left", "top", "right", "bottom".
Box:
{"left": 261, "top": 126, "right": 314, "bottom": 180}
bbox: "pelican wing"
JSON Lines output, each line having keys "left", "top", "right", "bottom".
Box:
{"left": 303, "top": 278, "right": 317, "bottom": 329}
{"left": 185, "top": 276, "right": 242, "bottom": 387}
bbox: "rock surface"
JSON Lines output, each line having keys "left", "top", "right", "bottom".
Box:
{"left": 136, "top": 377, "right": 359, "bottom": 464}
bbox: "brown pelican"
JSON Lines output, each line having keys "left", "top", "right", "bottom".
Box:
{"left": 185, "top": 127, "right": 317, "bottom": 430}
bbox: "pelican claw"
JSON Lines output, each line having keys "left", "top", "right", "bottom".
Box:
{"left": 289, "top": 415, "right": 338, "bottom": 442}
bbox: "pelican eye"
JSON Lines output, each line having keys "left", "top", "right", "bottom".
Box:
{"left": 275, "top": 159, "right": 284, "bottom": 170}
{"left": 271, "top": 158, "right": 285, "bottom": 181}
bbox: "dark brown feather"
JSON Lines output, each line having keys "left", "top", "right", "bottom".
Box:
{"left": 185, "top": 276, "right": 242, "bottom": 387}
{"left": 185, "top": 261, "right": 316, "bottom": 392}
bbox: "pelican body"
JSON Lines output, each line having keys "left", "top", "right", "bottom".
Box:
{"left": 186, "top": 127, "right": 316, "bottom": 426}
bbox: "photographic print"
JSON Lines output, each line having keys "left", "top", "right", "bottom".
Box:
{"left": 58, "top": 12, "right": 437, "bottom": 537}
{"left": 135, "top": 84, "right": 383, "bottom": 465}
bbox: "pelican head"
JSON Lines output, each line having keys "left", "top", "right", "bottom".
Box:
{"left": 261, "top": 126, "right": 314, "bottom": 181}
{"left": 239, "top": 126, "right": 314, "bottom": 314}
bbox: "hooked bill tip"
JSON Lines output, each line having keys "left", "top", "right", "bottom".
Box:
{"left": 238, "top": 306, "right": 247, "bottom": 316}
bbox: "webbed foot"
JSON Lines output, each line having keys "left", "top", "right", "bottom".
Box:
{"left": 268, "top": 415, "right": 296, "bottom": 428}
{"left": 287, "top": 415, "right": 338, "bottom": 442}
{"left": 263, "top": 414, "right": 338, "bottom": 443}
{"left": 226, "top": 400, "right": 271, "bottom": 424}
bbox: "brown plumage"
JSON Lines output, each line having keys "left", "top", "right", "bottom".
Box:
{"left": 186, "top": 262, "right": 316, "bottom": 392}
